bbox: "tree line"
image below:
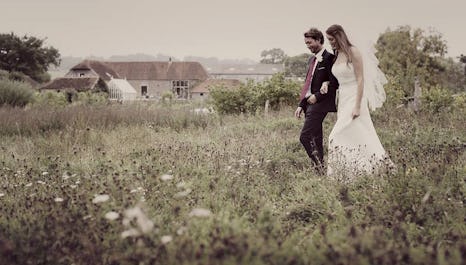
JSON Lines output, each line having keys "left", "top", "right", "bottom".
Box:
{"left": 261, "top": 26, "right": 466, "bottom": 95}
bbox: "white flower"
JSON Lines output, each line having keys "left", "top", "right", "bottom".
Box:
{"left": 176, "top": 182, "right": 186, "bottom": 188}
{"left": 121, "top": 228, "right": 140, "bottom": 239}
{"left": 92, "top": 194, "right": 110, "bottom": 204}
{"left": 174, "top": 189, "right": 191, "bottom": 198}
{"left": 42, "top": 172, "right": 49, "bottom": 176}
{"left": 70, "top": 185, "right": 77, "bottom": 189}
{"left": 54, "top": 197, "right": 64, "bottom": 202}
{"left": 62, "top": 172, "right": 71, "bottom": 180}
{"left": 177, "top": 227, "right": 187, "bottom": 235}
{"left": 83, "top": 215, "right": 92, "bottom": 220}
{"left": 161, "top": 235, "right": 173, "bottom": 244}
{"left": 188, "top": 208, "right": 212, "bottom": 218}
{"left": 25, "top": 183, "right": 33, "bottom": 187}
{"left": 123, "top": 206, "right": 154, "bottom": 233}
{"left": 0, "top": 193, "right": 4, "bottom": 197}
{"left": 37, "top": 180, "right": 46, "bottom": 185}
{"left": 105, "top": 211, "right": 120, "bottom": 221}
{"left": 160, "top": 174, "right": 174, "bottom": 181}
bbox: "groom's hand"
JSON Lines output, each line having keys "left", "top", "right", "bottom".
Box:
{"left": 294, "top": 107, "right": 303, "bottom": 118}
{"left": 307, "top": 94, "right": 317, "bottom": 104}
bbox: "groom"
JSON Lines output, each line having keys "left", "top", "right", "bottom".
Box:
{"left": 294, "top": 27, "right": 338, "bottom": 174}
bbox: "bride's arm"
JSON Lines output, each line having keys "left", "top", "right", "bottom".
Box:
{"left": 352, "top": 47, "right": 364, "bottom": 118}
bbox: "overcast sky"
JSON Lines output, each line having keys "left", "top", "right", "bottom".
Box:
{"left": 2, "top": 0, "right": 465, "bottom": 61}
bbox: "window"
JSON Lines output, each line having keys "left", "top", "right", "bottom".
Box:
{"left": 141, "top": 85, "right": 148, "bottom": 97}
{"left": 79, "top": 73, "right": 85, "bottom": 77}
{"left": 172, "top": 80, "right": 189, "bottom": 99}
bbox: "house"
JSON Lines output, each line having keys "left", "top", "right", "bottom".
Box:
{"left": 191, "top": 79, "right": 242, "bottom": 100}
{"left": 66, "top": 60, "right": 208, "bottom": 99}
{"left": 40, "top": 77, "right": 105, "bottom": 92}
{"left": 206, "top": 64, "right": 284, "bottom": 83}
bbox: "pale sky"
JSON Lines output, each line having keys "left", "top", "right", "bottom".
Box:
{"left": 2, "top": 0, "right": 465, "bottom": 61}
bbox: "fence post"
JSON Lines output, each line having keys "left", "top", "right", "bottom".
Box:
{"left": 264, "top": 99, "right": 270, "bottom": 116}
{"left": 413, "top": 77, "right": 422, "bottom": 112}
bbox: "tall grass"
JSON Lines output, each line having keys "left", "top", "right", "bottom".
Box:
{"left": 0, "top": 79, "right": 34, "bottom": 107}
{"left": 0, "top": 103, "right": 464, "bottom": 265}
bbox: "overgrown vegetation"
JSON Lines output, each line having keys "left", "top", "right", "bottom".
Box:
{"left": 210, "top": 73, "right": 300, "bottom": 114}
{"left": 0, "top": 102, "right": 464, "bottom": 265}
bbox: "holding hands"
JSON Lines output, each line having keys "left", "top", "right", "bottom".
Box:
{"left": 320, "top": 81, "right": 329, "bottom": 94}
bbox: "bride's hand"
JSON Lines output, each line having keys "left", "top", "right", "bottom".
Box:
{"left": 352, "top": 107, "right": 361, "bottom": 119}
{"left": 320, "top": 82, "right": 329, "bottom": 94}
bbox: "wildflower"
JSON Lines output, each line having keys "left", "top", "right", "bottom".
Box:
{"left": 83, "top": 215, "right": 92, "bottom": 220}
{"left": 123, "top": 206, "right": 154, "bottom": 234}
{"left": 42, "top": 172, "right": 49, "bottom": 176}
{"left": 121, "top": 228, "right": 140, "bottom": 239}
{"left": 62, "top": 172, "right": 71, "bottom": 180}
{"left": 105, "top": 211, "right": 120, "bottom": 221}
{"left": 0, "top": 193, "right": 5, "bottom": 197}
{"left": 92, "top": 194, "right": 110, "bottom": 204}
{"left": 177, "top": 227, "right": 187, "bottom": 235}
{"left": 37, "top": 180, "right": 46, "bottom": 185}
{"left": 161, "top": 235, "right": 173, "bottom": 244}
{"left": 25, "top": 183, "right": 33, "bottom": 187}
{"left": 54, "top": 197, "right": 64, "bottom": 202}
{"left": 70, "top": 185, "right": 77, "bottom": 189}
{"left": 174, "top": 189, "right": 192, "bottom": 198}
{"left": 160, "top": 174, "right": 174, "bottom": 181}
{"left": 188, "top": 208, "right": 212, "bottom": 218}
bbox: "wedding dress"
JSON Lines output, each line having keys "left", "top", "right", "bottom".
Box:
{"left": 327, "top": 62, "right": 391, "bottom": 180}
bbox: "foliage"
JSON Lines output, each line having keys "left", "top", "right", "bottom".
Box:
{"left": 421, "top": 86, "right": 455, "bottom": 113}
{"left": 0, "top": 103, "right": 465, "bottom": 264}
{"left": 32, "top": 91, "right": 69, "bottom": 107}
{"left": 375, "top": 26, "right": 448, "bottom": 97}
{"left": 260, "top": 48, "right": 287, "bottom": 64}
{"left": 210, "top": 73, "right": 300, "bottom": 115}
{"left": 161, "top": 91, "right": 174, "bottom": 102}
{"left": 73, "top": 91, "right": 109, "bottom": 105}
{"left": 438, "top": 57, "right": 466, "bottom": 93}
{"left": 0, "top": 32, "right": 60, "bottom": 83}
{"left": 284, "top": 53, "right": 309, "bottom": 78}
{"left": 0, "top": 78, "right": 34, "bottom": 107}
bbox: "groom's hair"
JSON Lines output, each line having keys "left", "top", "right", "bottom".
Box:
{"left": 304, "top": 28, "right": 324, "bottom": 44}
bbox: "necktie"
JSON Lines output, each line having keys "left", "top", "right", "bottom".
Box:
{"left": 299, "top": 57, "right": 317, "bottom": 100}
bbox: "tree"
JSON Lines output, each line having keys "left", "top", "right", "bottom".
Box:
{"left": 375, "top": 26, "right": 447, "bottom": 96}
{"left": 284, "top": 53, "right": 309, "bottom": 78}
{"left": 460, "top": 54, "right": 466, "bottom": 76}
{"left": 0, "top": 32, "right": 60, "bottom": 83}
{"left": 260, "top": 48, "right": 286, "bottom": 64}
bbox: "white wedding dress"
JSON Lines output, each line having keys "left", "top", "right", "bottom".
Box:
{"left": 327, "top": 62, "right": 391, "bottom": 180}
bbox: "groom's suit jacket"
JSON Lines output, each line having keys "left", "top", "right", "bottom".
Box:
{"left": 299, "top": 49, "right": 339, "bottom": 113}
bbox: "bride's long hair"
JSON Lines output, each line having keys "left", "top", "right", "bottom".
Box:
{"left": 326, "top": 24, "right": 353, "bottom": 64}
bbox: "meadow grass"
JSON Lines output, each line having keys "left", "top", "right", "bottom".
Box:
{"left": 0, "top": 103, "right": 464, "bottom": 265}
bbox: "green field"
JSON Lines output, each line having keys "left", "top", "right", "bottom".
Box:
{"left": 0, "top": 103, "right": 465, "bottom": 265}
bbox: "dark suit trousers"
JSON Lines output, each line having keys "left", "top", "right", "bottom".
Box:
{"left": 300, "top": 109, "right": 327, "bottom": 168}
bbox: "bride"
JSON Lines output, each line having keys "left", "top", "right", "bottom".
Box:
{"left": 322, "top": 24, "right": 393, "bottom": 180}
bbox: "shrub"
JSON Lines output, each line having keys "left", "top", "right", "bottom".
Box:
{"left": 421, "top": 86, "right": 454, "bottom": 113}
{"left": 0, "top": 78, "right": 34, "bottom": 107}
{"left": 210, "top": 73, "right": 300, "bottom": 115}
{"left": 32, "top": 91, "right": 68, "bottom": 107}
{"left": 73, "top": 91, "right": 109, "bottom": 105}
